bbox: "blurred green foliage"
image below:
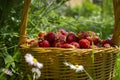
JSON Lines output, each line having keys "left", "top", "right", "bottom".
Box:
{"left": 27, "top": 0, "right": 114, "bottom": 39}
{"left": 0, "top": 0, "right": 23, "bottom": 80}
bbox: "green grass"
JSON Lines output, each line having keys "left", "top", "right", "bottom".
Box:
{"left": 113, "top": 52, "right": 120, "bottom": 80}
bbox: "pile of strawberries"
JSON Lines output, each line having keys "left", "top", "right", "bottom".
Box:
{"left": 28, "top": 29, "right": 112, "bottom": 49}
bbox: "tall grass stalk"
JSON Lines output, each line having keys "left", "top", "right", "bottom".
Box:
{"left": 84, "top": 69, "right": 94, "bottom": 80}
{"left": 91, "top": 42, "right": 96, "bottom": 80}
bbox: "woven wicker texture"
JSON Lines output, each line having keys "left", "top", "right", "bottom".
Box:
{"left": 19, "top": 0, "right": 120, "bottom": 80}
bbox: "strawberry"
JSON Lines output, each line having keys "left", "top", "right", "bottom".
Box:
{"left": 70, "top": 42, "right": 80, "bottom": 48}
{"left": 103, "top": 43, "right": 111, "bottom": 48}
{"left": 101, "top": 39, "right": 112, "bottom": 46}
{"left": 79, "top": 39, "right": 90, "bottom": 48}
{"left": 85, "top": 31, "right": 95, "bottom": 37}
{"left": 39, "top": 40, "right": 50, "bottom": 47}
{"left": 66, "top": 32, "right": 78, "bottom": 43}
{"left": 56, "top": 33, "right": 66, "bottom": 42}
{"left": 86, "top": 37, "right": 93, "bottom": 45}
{"left": 51, "top": 39, "right": 65, "bottom": 47}
{"left": 27, "top": 39, "right": 35, "bottom": 44}
{"left": 77, "top": 31, "right": 95, "bottom": 39}
{"left": 58, "top": 29, "right": 68, "bottom": 36}
{"left": 93, "top": 36, "right": 100, "bottom": 45}
{"left": 44, "top": 32, "right": 56, "bottom": 43}
{"left": 38, "top": 31, "right": 46, "bottom": 39}
{"left": 77, "top": 31, "right": 87, "bottom": 39}
{"left": 61, "top": 43, "right": 74, "bottom": 48}
{"left": 29, "top": 39, "right": 39, "bottom": 47}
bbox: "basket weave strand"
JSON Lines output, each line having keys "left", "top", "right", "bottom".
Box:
{"left": 19, "top": 0, "right": 120, "bottom": 80}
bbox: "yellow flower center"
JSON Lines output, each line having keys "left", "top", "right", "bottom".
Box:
{"left": 75, "top": 65, "right": 79, "bottom": 68}
{"left": 33, "top": 58, "right": 37, "bottom": 63}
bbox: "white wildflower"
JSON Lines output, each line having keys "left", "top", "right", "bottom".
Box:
{"left": 34, "top": 62, "right": 43, "bottom": 69}
{"left": 1, "top": 68, "right": 13, "bottom": 76}
{"left": 63, "top": 61, "right": 84, "bottom": 72}
{"left": 25, "top": 53, "right": 43, "bottom": 69}
{"left": 63, "top": 61, "right": 70, "bottom": 66}
{"left": 69, "top": 64, "right": 76, "bottom": 70}
{"left": 32, "top": 68, "right": 41, "bottom": 79}
{"left": 74, "top": 65, "right": 84, "bottom": 72}
{"left": 25, "top": 53, "right": 34, "bottom": 65}
{"left": 63, "top": 62, "right": 93, "bottom": 80}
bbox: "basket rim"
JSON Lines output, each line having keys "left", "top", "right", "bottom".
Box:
{"left": 20, "top": 44, "right": 120, "bottom": 53}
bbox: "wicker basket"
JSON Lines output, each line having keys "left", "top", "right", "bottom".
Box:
{"left": 19, "top": 0, "right": 120, "bottom": 80}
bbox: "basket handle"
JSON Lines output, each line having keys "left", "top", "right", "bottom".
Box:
{"left": 112, "top": 0, "right": 120, "bottom": 46}
{"left": 19, "top": 0, "right": 31, "bottom": 45}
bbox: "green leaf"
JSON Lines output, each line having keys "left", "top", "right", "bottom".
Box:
{"left": 4, "top": 54, "right": 15, "bottom": 68}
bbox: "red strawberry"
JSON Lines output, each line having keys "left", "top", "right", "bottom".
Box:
{"left": 28, "top": 39, "right": 39, "bottom": 47}
{"left": 70, "top": 42, "right": 80, "bottom": 48}
{"left": 38, "top": 31, "right": 46, "bottom": 39}
{"left": 93, "top": 36, "right": 100, "bottom": 45}
{"left": 27, "top": 39, "right": 35, "bottom": 44}
{"left": 58, "top": 29, "right": 68, "bottom": 36}
{"left": 39, "top": 40, "right": 50, "bottom": 47}
{"left": 101, "top": 39, "right": 112, "bottom": 46}
{"left": 66, "top": 32, "right": 78, "bottom": 43}
{"left": 86, "top": 37, "right": 93, "bottom": 45}
{"left": 77, "top": 31, "right": 95, "bottom": 39}
{"left": 61, "top": 43, "right": 74, "bottom": 48}
{"left": 103, "top": 43, "right": 111, "bottom": 48}
{"left": 44, "top": 32, "right": 56, "bottom": 43}
{"left": 85, "top": 31, "right": 95, "bottom": 37}
{"left": 77, "top": 31, "right": 87, "bottom": 39}
{"left": 56, "top": 33, "right": 66, "bottom": 42}
{"left": 79, "top": 39, "right": 90, "bottom": 48}
{"left": 51, "top": 39, "right": 65, "bottom": 47}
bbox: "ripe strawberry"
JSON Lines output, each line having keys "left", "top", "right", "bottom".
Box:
{"left": 58, "top": 29, "right": 68, "bottom": 36}
{"left": 101, "top": 39, "right": 112, "bottom": 46}
{"left": 61, "top": 43, "right": 74, "bottom": 48}
{"left": 85, "top": 31, "right": 95, "bottom": 37}
{"left": 86, "top": 37, "right": 93, "bottom": 45}
{"left": 79, "top": 39, "right": 90, "bottom": 48}
{"left": 103, "top": 43, "right": 111, "bottom": 48}
{"left": 70, "top": 42, "right": 80, "bottom": 48}
{"left": 38, "top": 31, "right": 46, "bottom": 39}
{"left": 39, "top": 40, "right": 50, "bottom": 47}
{"left": 56, "top": 33, "right": 66, "bottom": 42}
{"left": 27, "top": 39, "right": 35, "bottom": 44}
{"left": 44, "top": 32, "right": 56, "bottom": 43}
{"left": 93, "top": 36, "right": 100, "bottom": 45}
{"left": 66, "top": 32, "right": 78, "bottom": 43}
{"left": 77, "top": 31, "right": 95, "bottom": 39}
{"left": 28, "top": 39, "right": 39, "bottom": 47}
{"left": 77, "top": 31, "right": 87, "bottom": 39}
{"left": 51, "top": 39, "right": 65, "bottom": 47}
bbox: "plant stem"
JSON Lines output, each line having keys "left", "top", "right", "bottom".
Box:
{"left": 84, "top": 69, "right": 94, "bottom": 80}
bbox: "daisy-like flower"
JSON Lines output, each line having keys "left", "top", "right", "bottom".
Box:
{"left": 25, "top": 53, "right": 43, "bottom": 69}
{"left": 25, "top": 53, "right": 34, "bottom": 65}
{"left": 63, "top": 61, "right": 93, "bottom": 80}
{"left": 34, "top": 62, "right": 43, "bottom": 69}
{"left": 32, "top": 68, "right": 41, "bottom": 79}
{"left": 74, "top": 65, "right": 84, "bottom": 72}
{"left": 1, "top": 68, "right": 13, "bottom": 76}
{"left": 63, "top": 61, "right": 71, "bottom": 66}
{"left": 63, "top": 61, "right": 84, "bottom": 72}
